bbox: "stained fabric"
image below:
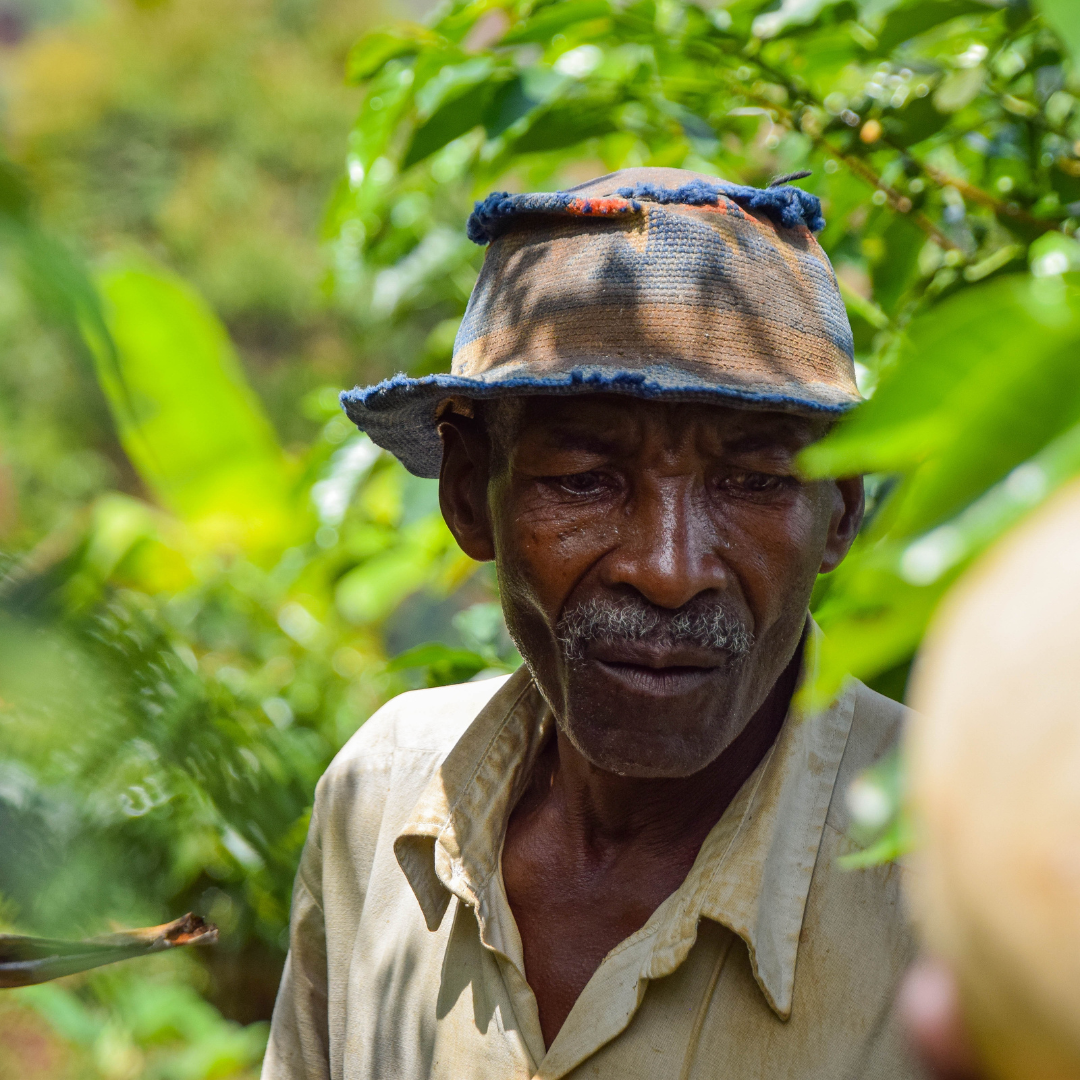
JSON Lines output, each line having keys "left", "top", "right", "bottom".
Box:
{"left": 340, "top": 167, "right": 860, "bottom": 479}
{"left": 263, "top": 626, "right": 923, "bottom": 1080}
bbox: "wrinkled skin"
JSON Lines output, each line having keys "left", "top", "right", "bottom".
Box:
{"left": 439, "top": 394, "right": 863, "bottom": 1046}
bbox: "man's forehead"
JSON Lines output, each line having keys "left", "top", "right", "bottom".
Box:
{"left": 509, "top": 394, "right": 826, "bottom": 449}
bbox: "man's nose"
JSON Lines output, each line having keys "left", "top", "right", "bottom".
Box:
{"left": 602, "top": 476, "right": 729, "bottom": 609}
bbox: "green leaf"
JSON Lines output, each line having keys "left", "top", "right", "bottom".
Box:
{"left": 508, "top": 88, "right": 622, "bottom": 154}
{"left": 347, "top": 25, "right": 434, "bottom": 82}
{"left": 883, "top": 91, "right": 950, "bottom": 148}
{"left": 1037, "top": 0, "right": 1080, "bottom": 67}
{"left": 802, "top": 275, "right": 1080, "bottom": 482}
{"left": 873, "top": 0, "right": 992, "bottom": 56}
{"left": 405, "top": 80, "right": 499, "bottom": 167}
{"left": 334, "top": 514, "right": 460, "bottom": 624}
{"left": 349, "top": 63, "right": 421, "bottom": 174}
{"left": 415, "top": 56, "right": 498, "bottom": 118}
{"left": 870, "top": 214, "right": 925, "bottom": 314}
{"left": 483, "top": 74, "right": 547, "bottom": 139}
{"left": 386, "top": 641, "right": 489, "bottom": 685}
{"left": 91, "top": 260, "right": 301, "bottom": 550}
{"left": 401, "top": 58, "right": 518, "bottom": 168}
{"left": 502, "top": 0, "right": 612, "bottom": 44}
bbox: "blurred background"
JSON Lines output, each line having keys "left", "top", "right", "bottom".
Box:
{"left": 1, "top": 0, "right": 1079, "bottom": 1075}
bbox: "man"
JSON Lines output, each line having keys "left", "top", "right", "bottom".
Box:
{"left": 263, "top": 167, "right": 920, "bottom": 1079}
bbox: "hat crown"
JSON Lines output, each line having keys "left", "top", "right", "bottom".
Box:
{"left": 341, "top": 167, "right": 858, "bottom": 478}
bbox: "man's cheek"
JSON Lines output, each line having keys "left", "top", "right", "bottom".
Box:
{"left": 503, "top": 501, "right": 614, "bottom": 572}
{"left": 720, "top": 507, "right": 822, "bottom": 621}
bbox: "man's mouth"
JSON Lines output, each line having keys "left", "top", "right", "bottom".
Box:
{"left": 594, "top": 660, "right": 718, "bottom": 695}
{"left": 586, "top": 643, "right": 728, "bottom": 696}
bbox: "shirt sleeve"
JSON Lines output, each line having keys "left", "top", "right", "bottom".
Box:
{"left": 262, "top": 800, "right": 331, "bottom": 1080}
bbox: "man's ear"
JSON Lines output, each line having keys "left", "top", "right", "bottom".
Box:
{"left": 819, "top": 476, "right": 864, "bottom": 574}
{"left": 438, "top": 416, "right": 497, "bottom": 562}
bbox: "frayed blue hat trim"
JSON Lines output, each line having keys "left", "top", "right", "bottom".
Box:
{"left": 466, "top": 178, "right": 824, "bottom": 244}
{"left": 466, "top": 190, "right": 641, "bottom": 244}
{"left": 614, "top": 178, "right": 825, "bottom": 233}
{"left": 340, "top": 369, "right": 856, "bottom": 478}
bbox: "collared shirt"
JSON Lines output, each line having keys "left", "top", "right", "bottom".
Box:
{"left": 264, "top": 630, "right": 923, "bottom": 1080}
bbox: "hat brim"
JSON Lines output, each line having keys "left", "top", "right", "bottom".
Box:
{"left": 341, "top": 364, "right": 860, "bottom": 479}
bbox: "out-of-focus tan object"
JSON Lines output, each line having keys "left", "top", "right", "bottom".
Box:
{"left": 908, "top": 478, "right": 1080, "bottom": 1080}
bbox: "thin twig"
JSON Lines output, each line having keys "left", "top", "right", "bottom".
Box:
{"left": 0, "top": 914, "right": 218, "bottom": 989}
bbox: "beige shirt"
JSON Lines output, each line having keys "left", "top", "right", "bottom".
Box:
{"left": 264, "top": 632, "right": 922, "bottom": 1080}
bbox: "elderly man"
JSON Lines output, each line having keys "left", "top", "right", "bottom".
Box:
{"left": 263, "top": 168, "right": 918, "bottom": 1079}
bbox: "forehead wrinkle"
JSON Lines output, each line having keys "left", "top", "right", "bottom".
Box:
{"left": 543, "top": 425, "right": 629, "bottom": 456}
{"left": 721, "top": 429, "right": 813, "bottom": 456}
{"left": 512, "top": 396, "right": 823, "bottom": 463}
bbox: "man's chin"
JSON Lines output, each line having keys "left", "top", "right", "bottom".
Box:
{"left": 563, "top": 722, "right": 727, "bottom": 778}
{"left": 559, "top": 669, "right": 741, "bottom": 777}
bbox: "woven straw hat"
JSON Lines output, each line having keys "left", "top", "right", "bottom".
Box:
{"left": 342, "top": 166, "right": 859, "bottom": 478}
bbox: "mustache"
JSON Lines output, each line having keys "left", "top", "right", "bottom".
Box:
{"left": 555, "top": 596, "right": 754, "bottom": 662}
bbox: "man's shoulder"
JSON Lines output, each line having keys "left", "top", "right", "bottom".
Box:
{"left": 322, "top": 673, "right": 516, "bottom": 784}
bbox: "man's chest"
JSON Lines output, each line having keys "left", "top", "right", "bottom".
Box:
{"left": 500, "top": 835, "right": 699, "bottom": 1048}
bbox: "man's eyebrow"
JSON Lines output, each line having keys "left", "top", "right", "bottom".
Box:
{"left": 723, "top": 429, "right": 811, "bottom": 454}
{"left": 541, "top": 425, "right": 624, "bottom": 454}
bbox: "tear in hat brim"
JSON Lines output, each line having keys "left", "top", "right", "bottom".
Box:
{"left": 341, "top": 367, "right": 861, "bottom": 479}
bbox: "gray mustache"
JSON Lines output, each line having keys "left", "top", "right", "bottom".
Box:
{"left": 555, "top": 597, "right": 753, "bottom": 662}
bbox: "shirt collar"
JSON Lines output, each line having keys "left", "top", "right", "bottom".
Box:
{"left": 394, "top": 622, "right": 855, "bottom": 1021}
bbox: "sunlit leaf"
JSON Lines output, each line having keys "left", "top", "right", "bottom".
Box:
{"left": 90, "top": 260, "right": 304, "bottom": 552}
{"left": 347, "top": 25, "right": 435, "bottom": 82}
{"left": 1037, "top": 0, "right": 1080, "bottom": 67}
{"left": 502, "top": 0, "right": 612, "bottom": 44}
{"left": 873, "top": 0, "right": 992, "bottom": 56}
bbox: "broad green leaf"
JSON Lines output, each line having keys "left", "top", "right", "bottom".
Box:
{"left": 870, "top": 214, "right": 925, "bottom": 314}
{"left": 348, "top": 63, "right": 419, "bottom": 173}
{"left": 502, "top": 0, "right": 612, "bottom": 44}
{"left": 335, "top": 514, "right": 461, "bottom": 624}
{"left": 873, "top": 0, "right": 992, "bottom": 56}
{"left": 483, "top": 74, "right": 547, "bottom": 139}
{"left": 807, "top": 417, "right": 1080, "bottom": 700}
{"left": 386, "top": 642, "right": 490, "bottom": 686}
{"left": 415, "top": 56, "right": 498, "bottom": 118}
{"left": 403, "top": 58, "right": 516, "bottom": 168}
{"left": 882, "top": 92, "right": 950, "bottom": 148}
{"left": 346, "top": 25, "right": 436, "bottom": 82}
{"left": 1037, "top": 0, "right": 1080, "bottom": 67}
{"left": 802, "top": 275, "right": 1080, "bottom": 481}
{"left": 405, "top": 79, "right": 499, "bottom": 167}
{"left": 1, "top": 156, "right": 123, "bottom": 395}
{"left": 91, "top": 260, "right": 302, "bottom": 551}
{"left": 508, "top": 88, "right": 622, "bottom": 154}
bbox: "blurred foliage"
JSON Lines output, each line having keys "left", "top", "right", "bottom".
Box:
{"left": 331, "top": 0, "right": 1080, "bottom": 703}
{"left": 4, "top": 0, "right": 1080, "bottom": 1074}
{"left": 0, "top": 0, "right": 516, "bottom": 1075}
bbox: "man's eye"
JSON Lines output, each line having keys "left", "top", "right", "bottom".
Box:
{"left": 553, "top": 471, "right": 609, "bottom": 495}
{"left": 722, "top": 472, "right": 792, "bottom": 495}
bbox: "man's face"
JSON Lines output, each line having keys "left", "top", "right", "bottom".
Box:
{"left": 440, "top": 395, "right": 862, "bottom": 779}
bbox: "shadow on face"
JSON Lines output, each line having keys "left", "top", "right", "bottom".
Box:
{"left": 439, "top": 394, "right": 863, "bottom": 778}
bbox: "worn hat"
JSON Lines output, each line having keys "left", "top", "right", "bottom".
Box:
{"left": 342, "top": 166, "right": 859, "bottom": 478}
